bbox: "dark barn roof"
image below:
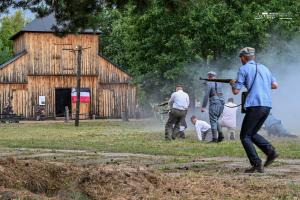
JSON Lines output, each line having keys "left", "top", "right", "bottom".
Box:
{"left": 10, "top": 13, "right": 101, "bottom": 40}
{"left": 0, "top": 50, "right": 27, "bottom": 70}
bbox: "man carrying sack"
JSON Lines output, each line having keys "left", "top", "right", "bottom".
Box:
{"left": 230, "top": 47, "right": 279, "bottom": 173}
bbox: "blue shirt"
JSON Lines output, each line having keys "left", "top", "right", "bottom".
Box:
{"left": 233, "top": 60, "right": 276, "bottom": 108}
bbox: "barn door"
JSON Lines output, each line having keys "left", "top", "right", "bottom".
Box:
{"left": 12, "top": 90, "right": 28, "bottom": 117}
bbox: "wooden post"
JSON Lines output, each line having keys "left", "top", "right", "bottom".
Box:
{"left": 65, "top": 106, "right": 69, "bottom": 123}
{"left": 62, "top": 45, "right": 90, "bottom": 127}
{"left": 75, "top": 45, "right": 82, "bottom": 127}
{"left": 122, "top": 92, "right": 129, "bottom": 121}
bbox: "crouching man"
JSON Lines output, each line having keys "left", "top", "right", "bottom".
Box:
{"left": 191, "top": 115, "right": 212, "bottom": 141}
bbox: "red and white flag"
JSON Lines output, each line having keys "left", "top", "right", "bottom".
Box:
{"left": 71, "top": 88, "right": 90, "bottom": 103}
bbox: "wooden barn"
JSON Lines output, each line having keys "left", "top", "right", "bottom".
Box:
{"left": 0, "top": 13, "right": 137, "bottom": 119}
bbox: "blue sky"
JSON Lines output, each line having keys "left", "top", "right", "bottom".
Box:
{"left": 0, "top": 8, "right": 35, "bottom": 20}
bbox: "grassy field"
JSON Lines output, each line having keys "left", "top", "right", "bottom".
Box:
{"left": 0, "top": 120, "right": 299, "bottom": 199}
{"left": 0, "top": 119, "right": 299, "bottom": 159}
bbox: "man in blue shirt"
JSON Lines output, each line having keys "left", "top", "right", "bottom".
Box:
{"left": 231, "top": 47, "right": 279, "bottom": 173}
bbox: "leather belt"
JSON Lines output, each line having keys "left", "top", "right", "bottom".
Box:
{"left": 210, "top": 93, "right": 223, "bottom": 97}
{"left": 172, "top": 108, "right": 187, "bottom": 111}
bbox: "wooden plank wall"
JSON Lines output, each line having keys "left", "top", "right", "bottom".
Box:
{"left": 25, "top": 33, "right": 98, "bottom": 75}
{"left": 13, "top": 34, "right": 26, "bottom": 55}
{"left": 99, "top": 83, "right": 136, "bottom": 118}
{"left": 1, "top": 33, "right": 132, "bottom": 83}
{"left": 12, "top": 89, "right": 28, "bottom": 116}
{"left": 98, "top": 56, "right": 131, "bottom": 83}
{"left": 27, "top": 75, "right": 97, "bottom": 118}
{"left": 0, "top": 81, "right": 136, "bottom": 118}
{"left": 0, "top": 83, "right": 28, "bottom": 117}
{"left": 0, "top": 55, "right": 28, "bottom": 82}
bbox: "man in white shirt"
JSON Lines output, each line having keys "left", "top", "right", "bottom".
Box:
{"left": 165, "top": 85, "right": 190, "bottom": 140}
{"left": 191, "top": 115, "right": 211, "bottom": 141}
{"left": 219, "top": 98, "right": 238, "bottom": 140}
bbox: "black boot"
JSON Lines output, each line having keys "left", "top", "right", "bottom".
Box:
{"left": 217, "top": 132, "right": 224, "bottom": 143}
{"left": 244, "top": 164, "right": 264, "bottom": 173}
{"left": 209, "top": 129, "right": 218, "bottom": 143}
{"left": 178, "top": 131, "right": 185, "bottom": 139}
{"left": 264, "top": 149, "right": 279, "bottom": 167}
{"left": 208, "top": 139, "right": 218, "bottom": 143}
{"left": 217, "top": 124, "right": 224, "bottom": 142}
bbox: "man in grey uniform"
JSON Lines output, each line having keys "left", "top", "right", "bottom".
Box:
{"left": 201, "top": 71, "right": 225, "bottom": 143}
{"left": 165, "top": 85, "right": 190, "bottom": 140}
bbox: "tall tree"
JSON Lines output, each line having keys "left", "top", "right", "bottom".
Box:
{"left": 0, "top": 0, "right": 191, "bottom": 33}
{"left": 0, "top": 10, "right": 28, "bottom": 63}
{"left": 99, "top": 0, "right": 300, "bottom": 104}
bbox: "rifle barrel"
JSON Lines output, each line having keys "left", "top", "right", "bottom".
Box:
{"left": 199, "top": 77, "right": 232, "bottom": 83}
{"left": 158, "top": 101, "right": 168, "bottom": 107}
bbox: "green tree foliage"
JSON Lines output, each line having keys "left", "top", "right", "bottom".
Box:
{"left": 1, "top": 1, "right": 299, "bottom": 104}
{"left": 0, "top": 10, "right": 28, "bottom": 64}
{"left": 0, "top": 0, "right": 191, "bottom": 33}
{"left": 98, "top": 1, "right": 300, "bottom": 103}
{"left": 0, "top": 41, "right": 11, "bottom": 65}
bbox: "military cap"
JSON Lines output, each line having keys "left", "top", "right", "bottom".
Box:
{"left": 239, "top": 47, "right": 255, "bottom": 57}
{"left": 207, "top": 71, "right": 217, "bottom": 76}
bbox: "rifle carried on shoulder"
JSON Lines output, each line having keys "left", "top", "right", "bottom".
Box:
{"left": 200, "top": 77, "right": 247, "bottom": 113}
{"left": 199, "top": 77, "right": 233, "bottom": 83}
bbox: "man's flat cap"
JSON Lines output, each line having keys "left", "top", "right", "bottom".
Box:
{"left": 207, "top": 71, "right": 217, "bottom": 76}
{"left": 239, "top": 47, "right": 255, "bottom": 57}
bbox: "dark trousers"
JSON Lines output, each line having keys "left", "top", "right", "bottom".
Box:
{"left": 240, "top": 106, "right": 274, "bottom": 166}
{"left": 165, "top": 109, "right": 187, "bottom": 140}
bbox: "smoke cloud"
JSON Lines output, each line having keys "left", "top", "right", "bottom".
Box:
{"left": 260, "top": 37, "right": 300, "bottom": 133}
{"left": 144, "top": 37, "right": 300, "bottom": 135}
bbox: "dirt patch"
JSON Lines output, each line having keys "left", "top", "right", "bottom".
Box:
{"left": 0, "top": 157, "right": 71, "bottom": 196}
{"left": 0, "top": 157, "right": 299, "bottom": 200}
{"left": 0, "top": 158, "right": 177, "bottom": 200}
{"left": 77, "top": 165, "right": 170, "bottom": 200}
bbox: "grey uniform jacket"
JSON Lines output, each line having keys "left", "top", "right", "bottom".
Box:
{"left": 202, "top": 82, "right": 225, "bottom": 108}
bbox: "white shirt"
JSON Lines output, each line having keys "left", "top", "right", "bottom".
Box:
{"left": 220, "top": 102, "right": 238, "bottom": 128}
{"left": 194, "top": 120, "right": 211, "bottom": 141}
{"left": 169, "top": 90, "right": 189, "bottom": 110}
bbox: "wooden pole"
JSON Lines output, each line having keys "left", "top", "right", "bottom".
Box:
{"left": 75, "top": 45, "right": 82, "bottom": 127}
{"left": 62, "top": 45, "right": 90, "bottom": 127}
{"left": 64, "top": 106, "right": 69, "bottom": 123}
